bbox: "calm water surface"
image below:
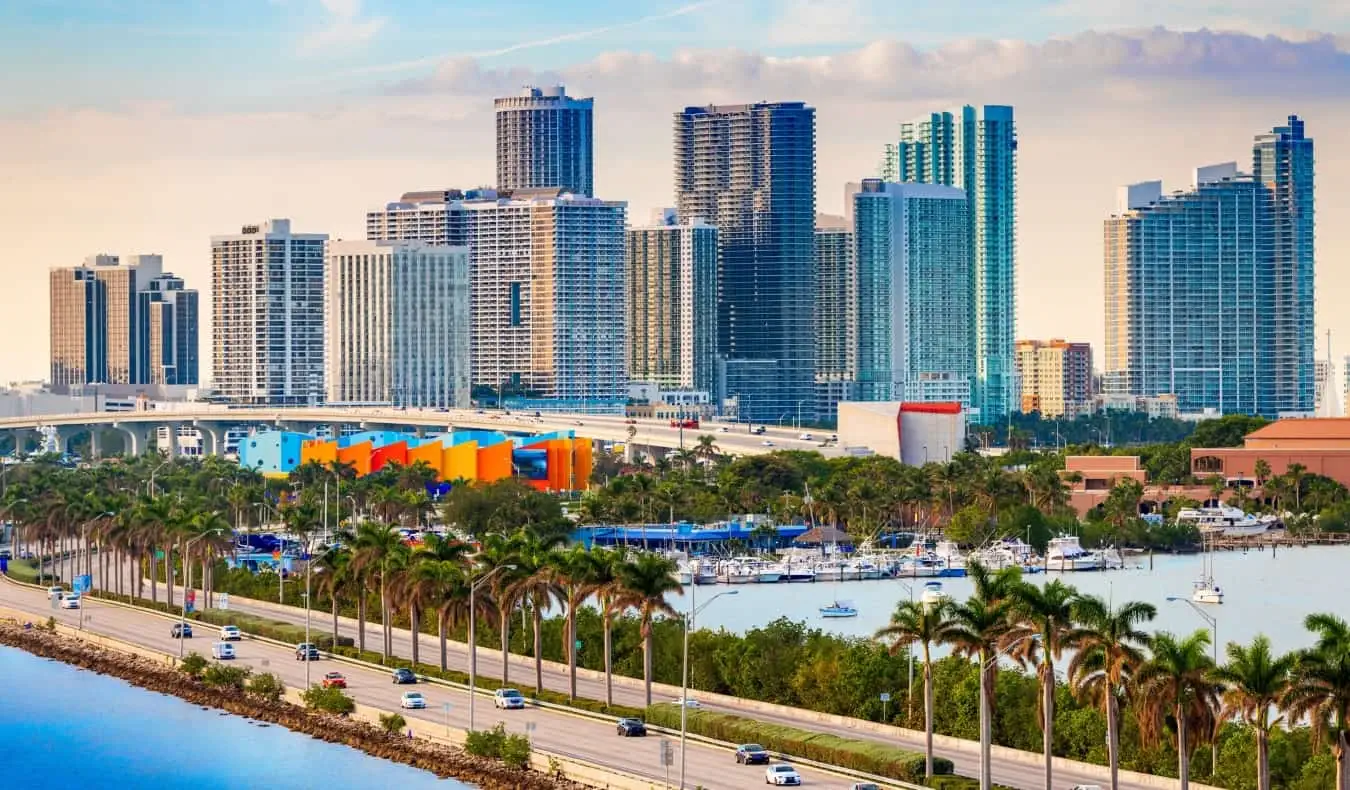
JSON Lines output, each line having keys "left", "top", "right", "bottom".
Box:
{"left": 0, "top": 645, "right": 466, "bottom": 789}
{"left": 667, "top": 545, "right": 1350, "bottom": 655}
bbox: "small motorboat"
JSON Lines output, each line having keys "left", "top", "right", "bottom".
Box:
{"left": 820, "top": 601, "right": 858, "bottom": 618}
{"left": 920, "top": 581, "right": 947, "bottom": 607}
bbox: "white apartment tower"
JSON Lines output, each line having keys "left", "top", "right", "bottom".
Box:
{"left": 211, "top": 219, "right": 327, "bottom": 406}
{"left": 326, "top": 240, "right": 471, "bottom": 409}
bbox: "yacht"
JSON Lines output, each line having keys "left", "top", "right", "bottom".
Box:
{"left": 820, "top": 600, "right": 858, "bottom": 618}
{"left": 896, "top": 556, "right": 941, "bottom": 578}
{"left": 781, "top": 558, "right": 817, "bottom": 582}
{"left": 920, "top": 581, "right": 948, "bottom": 607}
{"left": 676, "top": 560, "right": 695, "bottom": 585}
{"left": 716, "top": 560, "right": 756, "bottom": 585}
{"left": 1192, "top": 577, "right": 1224, "bottom": 604}
{"left": 1046, "top": 536, "right": 1101, "bottom": 571}
{"left": 1175, "top": 506, "right": 1269, "bottom": 538}
{"left": 693, "top": 560, "right": 718, "bottom": 585}
{"left": 932, "top": 541, "right": 967, "bottom": 573}
{"left": 814, "top": 559, "right": 846, "bottom": 583}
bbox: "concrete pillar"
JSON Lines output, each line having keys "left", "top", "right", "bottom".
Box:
{"left": 89, "top": 429, "right": 102, "bottom": 460}
{"left": 195, "top": 422, "right": 223, "bottom": 457}
{"left": 112, "top": 423, "right": 146, "bottom": 456}
{"left": 165, "top": 423, "right": 180, "bottom": 457}
{"left": 56, "top": 426, "right": 82, "bottom": 457}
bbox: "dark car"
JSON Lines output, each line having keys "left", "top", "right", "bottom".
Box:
{"left": 392, "top": 668, "right": 417, "bottom": 685}
{"left": 616, "top": 718, "right": 647, "bottom": 737}
{"left": 735, "top": 743, "right": 770, "bottom": 765}
{"left": 170, "top": 623, "right": 193, "bottom": 639}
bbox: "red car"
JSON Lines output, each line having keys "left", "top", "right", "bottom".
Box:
{"left": 669, "top": 419, "right": 699, "bottom": 429}
{"left": 321, "top": 672, "right": 347, "bottom": 689}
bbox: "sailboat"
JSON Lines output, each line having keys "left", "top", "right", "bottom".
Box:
{"left": 1191, "top": 533, "right": 1224, "bottom": 605}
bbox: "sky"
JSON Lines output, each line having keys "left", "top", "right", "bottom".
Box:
{"left": 3, "top": 0, "right": 1350, "bottom": 383}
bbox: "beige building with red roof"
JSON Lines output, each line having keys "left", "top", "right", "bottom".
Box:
{"left": 1191, "top": 418, "right": 1350, "bottom": 486}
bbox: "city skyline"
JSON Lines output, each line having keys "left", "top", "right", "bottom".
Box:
{"left": 4, "top": 2, "right": 1349, "bottom": 383}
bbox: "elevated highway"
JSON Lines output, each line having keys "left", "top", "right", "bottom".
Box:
{"left": 0, "top": 407, "right": 843, "bottom": 459}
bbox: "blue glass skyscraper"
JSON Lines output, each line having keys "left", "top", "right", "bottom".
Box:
{"left": 675, "top": 102, "right": 816, "bottom": 422}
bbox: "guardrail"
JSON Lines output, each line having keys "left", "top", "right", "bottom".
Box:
{"left": 1, "top": 571, "right": 921, "bottom": 790}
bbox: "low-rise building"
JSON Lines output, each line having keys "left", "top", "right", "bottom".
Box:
{"left": 836, "top": 401, "right": 965, "bottom": 465}
{"left": 1190, "top": 418, "right": 1350, "bottom": 488}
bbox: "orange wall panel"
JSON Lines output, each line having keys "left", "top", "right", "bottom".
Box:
{"left": 301, "top": 439, "right": 339, "bottom": 468}
{"left": 337, "top": 440, "right": 373, "bottom": 477}
{"left": 370, "top": 441, "right": 409, "bottom": 472}
{"left": 477, "top": 441, "right": 513, "bottom": 483}
{"left": 573, "top": 439, "right": 593, "bottom": 490}
{"left": 407, "top": 442, "right": 445, "bottom": 480}
{"left": 444, "top": 441, "right": 478, "bottom": 482}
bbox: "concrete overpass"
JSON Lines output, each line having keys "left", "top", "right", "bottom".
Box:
{"left": 0, "top": 406, "right": 844, "bottom": 460}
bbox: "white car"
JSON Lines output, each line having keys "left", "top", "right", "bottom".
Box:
{"left": 47, "top": 586, "right": 63, "bottom": 599}
{"left": 761, "top": 440, "right": 774, "bottom": 447}
{"left": 219, "top": 625, "right": 242, "bottom": 641}
{"left": 798, "top": 433, "right": 813, "bottom": 441}
{"left": 400, "top": 691, "right": 427, "bottom": 709}
{"left": 766, "top": 764, "right": 802, "bottom": 786}
{"left": 493, "top": 688, "right": 526, "bottom": 709}
{"left": 670, "top": 696, "right": 701, "bottom": 709}
{"left": 211, "top": 641, "right": 236, "bottom": 660}
{"left": 59, "top": 593, "right": 81, "bottom": 610}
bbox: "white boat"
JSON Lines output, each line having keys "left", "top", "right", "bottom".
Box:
{"left": 1192, "top": 579, "right": 1224, "bottom": 604}
{"left": 848, "top": 559, "right": 882, "bottom": 580}
{"left": 716, "top": 560, "right": 756, "bottom": 585}
{"left": 932, "top": 541, "right": 966, "bottom": 572}
{"left": 820, "top": 601, "right": 858, "bottom": 618}
{"left": 694, "top": 560, "right": 718, "bottom": 585}
{"left": 814, "top": 560, "right": 845, "bottom": 582}
{"left": 896, "top": 556, "right": 941, "bottom": 577}
{"left": 1176, "top": 506, "right": 1269, "bottom": 538}
{"left": 1046, "top": 536, "right": 1101, "bottom": 572}
{"left": 920, "top": 581, "right": 947, "bottom": 607}
{"left": 676, "top": 561, "right": 694, "bottom": 585}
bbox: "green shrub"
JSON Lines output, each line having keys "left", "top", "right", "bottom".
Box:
{"left": 303, "top": 685, "right": 355, "bottom": 715}
{"left": 642, "top": 705, "right": 952, "bottom": 782}
{"left": 379, "top": 712, "right": 408, "bottom": 735}
{"left": 248, "top": 672, "right": 286, "bottom": 703}
{"left": 924, "top": 777, "right": 1015, "bottom": 790}
{"left": 203, "top": 662, "right": 252, "bottom": 691}
{"left": 179, "top": 652, "right": 209, "bottom": 679}
{"left": 499, "top": 731, "right": 532, "bottom": 769}
{"left": 465, "top": 723, "right": 508, "bottom": 758}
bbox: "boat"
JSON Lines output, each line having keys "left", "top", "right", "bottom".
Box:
{"left": 716, "top": 560, "right": 756, "bottom": 585}
{"left": 820, "top": 601, "right": 858, "bottom": 618}
{"left": 932, "top": 541, "right": 966, "bottom": 574}
{"left": 1046, "top": 536, "right": 1101, "bottom": 571}
{"left": 676, "top": 561, "right": 694, "bottom": 585}
{"left": 895, "top": 556, "right": 941, "bottom": 577}
{"left": 1191, "top": 535, "right": 1224, "bottom": 604}
{"left": 813, "top": 559, "right": 845, "bottom": 582}
{"left": 1175, "top": 506, "right": 1269, "bottom": 538}
{"left": 920, "top": 581, "right": 947, "bottom": 607}
{"left": 693, "top": 560, "right": 718, "bottom": 585}
{"left": 783, "top": 560, "right": 817, "bottom": 583}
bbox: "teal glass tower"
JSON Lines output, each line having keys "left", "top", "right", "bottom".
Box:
{"left": 882, "top": 105, "right": 1017, "bottom": 421}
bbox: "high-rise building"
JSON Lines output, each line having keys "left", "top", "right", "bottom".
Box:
{"left": 1105, "top": 118, "right": 1315, "bottom": 418}
{"left": 495, "top": 86, "right": 594, "bottom": 197}
{"left": 211, "top": 219, "right": 327, "bottom": 406}
{"left": 813, "top": 222, "right": 856, "bottom": 417}
{"left": 140, "top": 273, "right": 199, "bottom": 386}
{"left": 674, "top": 101, "right": 816, "bottom": 422}
{"left": 625, "top": 212, "right": 719, "bottom": 392}
{"left": 49, "top": 253, "right": 197, "bottom": 391}
{"left": 326, "top": 240, "right": 471, "bottom": 408}
{"left": 846, "top": 180, "right": 972, "bottom": 408}
{"left": 881, "top": 105, "right": 1017, "bottom": 420}
{"left": 368, "top": 188, "right": 627, "bottom": 408}
{"left": 1314, "top": 358, "right": 1335, "bottom": 417}
{"left": 1014, "top": 339, "right": 1093, "bottom": 418}
{"left": 1253, "top": 116, "right": 1315, "bottom": 415}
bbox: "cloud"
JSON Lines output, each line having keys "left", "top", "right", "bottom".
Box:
{"left": 297, "top": 0, "right": 387, "bottom": 55}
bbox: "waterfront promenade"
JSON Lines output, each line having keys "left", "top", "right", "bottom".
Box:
{"left": 24, "top": 559, "right": 1212, "bottom": 790}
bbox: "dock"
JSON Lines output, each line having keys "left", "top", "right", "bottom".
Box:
{"left": 1209, "top": 532, "right": 1350, "bottom": 551}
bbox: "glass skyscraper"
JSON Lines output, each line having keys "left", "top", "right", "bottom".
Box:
{"left": 674, "top": 101, "right": 816, "bottom": 422}
{"left": 1104, "top": 117, "right": 1315, "bottom": 418}
{"left": 881, "top": 105, "right": 1017, "bottom": 420}
{"left": 847, "top": 180, "right": 972, "bottom": 407}
{"left": 495, "top": 86, "right": 594, "bottom": 197}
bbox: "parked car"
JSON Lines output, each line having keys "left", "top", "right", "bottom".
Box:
{"left": 400, "top": 691, "right": 426, "bottom": 710}
{"left": 493, "top": 688, "right": 526, "bottom": 709}
{"left": 211, "top": 642, "right": 235, "bottom": 660}
{"left": 295, "top": 643, "right": 320, "bottom": 661}
{"left": 59, "top": 593, "right": 81, "bottom": 610}
{"left": 765, "top": 764, "right": 802, "bottom": 786}
{"left": 321, "top": 672, "right": 347, "bottom": 689}
{"left": 616, "top": 718, "right": 647, "bottom": 737}
{"left": 392, "top": 668, "right": 417, "bottom": 684}
{"left": 219, "top": 625, "right": 242, "bottom": 641}
{"left": 171, "top": 623, "right": 193, "bottom": 639}
{"left": 735, "top": 744, "right": 769, "bottom": 764}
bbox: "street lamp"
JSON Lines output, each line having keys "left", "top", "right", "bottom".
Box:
{"left": 978, "top": 634, "right": 1040, "bottom": 790}
{"left": 180, "top": 528, "right": 226, "bottom": 659}
{"left": 679, "top": 586, "right": 738, "bottom": 789}
{"left": 897, "top": 581, "right": 917, "bottom": 718}
{"left": 148, "top": 460, "right": 171, "bottom": 499}
{"left": 469, "top": 564, "right": 516, "bottom": 731}
{"left": 1167, "top": 596, "right": 1219, "bottom": 774}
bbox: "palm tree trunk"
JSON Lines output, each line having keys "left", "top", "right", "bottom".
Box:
{"left": 923, "top": 648, "right": 935, "bottom": 778}
{"left": 149, "top": 548, "right": 158, "bottom": 603}
{"left": 331, "top": 595, "right": 339, "bottom": 646}
{"left": 979, "top": 658, "right": 992, "bottom": 790}
{"left": 410, "top": 603, "right": 420, "bottom": 667}
{"left": 1333, "top": 730, "right": 1346, "bottom": 790}
{"left": 357, "top": 595, "right": 367, "bottom": 653}
{"left": 1256, "top": 728, "right": 1269, "bottom": 790}
{"left": 532, "top": 603, "right": 543, "bottom": 694}
{"left": 603, "top": 609, "right": 614, "bottom": 707}
{"left": 380, "top": 575, "right": 389, "bottom": 661}
{"left": 643, "top": 626, "right": 653, "bottom": 706}
{"left": 499, "top": 607, "right": 511, "bottom": 686}
{"left": 1177, "top": 703, "right": 1189, "bottom": 790}
{"left": 567, "top": 603, "right": 578, "bottom": 700}
{"left": 438, "top": 613, "right": 448, "bottom": 672}
{"left": 1042, "top": 665, "right": 1054, "bottom": 790}
{"left": 1107, "top": 696, "right": 1120, "bottom": 790}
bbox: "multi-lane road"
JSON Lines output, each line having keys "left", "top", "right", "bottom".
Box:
{"left": 33, "top": 562, "right": 1150, "bottom": 790}
{"left": 0, "top": 579, "right": 857, "bottom": 790}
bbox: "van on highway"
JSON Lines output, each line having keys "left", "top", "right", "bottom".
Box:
{"left": 211, "top": 642, "right": 236, "bottom": 660}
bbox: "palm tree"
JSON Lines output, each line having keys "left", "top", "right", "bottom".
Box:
{"left": 611, "top": 552, "right": 682, "bottom": 705}
{"left": 551, "top": 544, "right": 601, "bottom": 700}
{"left": 1007, "top": 580, "right": 1078, "bottom": 790}
{"left": 476, "top": 533, "right": 524, "bottom": 686}
{"left": 351, "top": 522, "right": 408, "bottom": 661}
{"left": 944, "top": 587, "right": 1012, "bottom": 787}
{"left": 432, "top": 561, "right": 492, "bottom": 673}
{"left": 1211, "top": 635, "right": 1295, "bottom": 790}
{"left": 507, "top": 533, "right": 565, "bottom": 694}
{"left": 1135, "top": 630, "right": 1220, "bottom": 790}
{"left": 1283, "top": 613, "right": 1350, "bottom": 790}
{"left": 314, "top": 541, "right": 353, "bottom": 647}
{"left": 589, "top": 546, "right": 625, "bottom": 706}
{"left": 396, "top": 550, "right": 448, "bottom": 668}
{"left": 1067, "top": 595, "right": 1156, "bottom": 790}
{"left": 875, "top": 598, "right": 953, "bottom": 777}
